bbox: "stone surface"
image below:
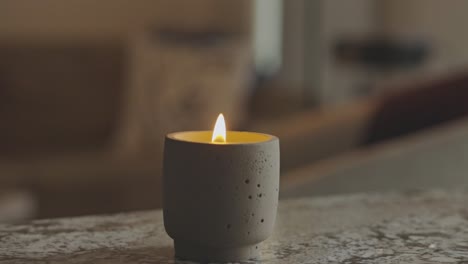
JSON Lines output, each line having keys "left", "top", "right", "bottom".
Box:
{"left": 1, "top": 190, "right": 468, "bottom": 263}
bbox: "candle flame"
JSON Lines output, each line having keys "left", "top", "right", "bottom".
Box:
{"left": 212, "top": 113, "right": 226, "bottom": 143}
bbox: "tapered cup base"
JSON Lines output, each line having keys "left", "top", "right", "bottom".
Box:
{"left": 174, "top": 241, "right": 260, "bottom": 263}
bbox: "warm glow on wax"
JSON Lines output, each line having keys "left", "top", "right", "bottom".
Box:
{"left": 212, "top": 113, "right": 226, "bottom": 143}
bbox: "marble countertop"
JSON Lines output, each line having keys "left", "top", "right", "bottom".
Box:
{"left": 1, "top": 190, "right": 468, "bottom": 263}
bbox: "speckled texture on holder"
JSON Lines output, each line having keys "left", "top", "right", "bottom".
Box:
{"left": 163, "top": 133, "right": 280, "bottom": 262}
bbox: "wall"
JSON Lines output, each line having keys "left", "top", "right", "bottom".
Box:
{"left": 382, "top": 0, "right": 468, "bottom": 70}
{"left": 318, "top": 0, "right": 379, "bottom": 105}
{"left": 277, "top": 0, "right": 379, "bottom": 106}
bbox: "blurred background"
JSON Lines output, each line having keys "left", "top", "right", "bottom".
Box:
{"left": 1, "top": 0, "right": 468, "bottom": 222}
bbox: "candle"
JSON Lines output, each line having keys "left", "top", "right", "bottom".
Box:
{"left": 163, "top": 113, "right": 280, "bottom": 262}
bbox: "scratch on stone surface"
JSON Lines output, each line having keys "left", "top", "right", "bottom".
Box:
{"left": 1, "top": 190, "right": 468, "bottom": 263}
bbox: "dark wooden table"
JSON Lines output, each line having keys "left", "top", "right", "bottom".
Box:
{"left": 1, "top": 190, "right": 468, "bottom": 263}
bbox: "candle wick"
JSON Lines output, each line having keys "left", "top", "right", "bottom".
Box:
{"left": 213, "top": 135, "right": 225, "bottom": 143}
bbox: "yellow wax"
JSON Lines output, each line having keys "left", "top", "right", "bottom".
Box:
{"left": 168, "top": 131, "right": 273, "bottom": 144}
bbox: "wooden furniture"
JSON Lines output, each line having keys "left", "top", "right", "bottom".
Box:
{"left": 250, "top": 97, "right": 378, "bottom": 171}
{"left": 0, "top": 1, "right": 252, "bottom": 219}
{"left": 281, "top": 117, "right": 468, "bottom": 198}
{"left": 1, "top": 190, "right": 468, "bottom": 263}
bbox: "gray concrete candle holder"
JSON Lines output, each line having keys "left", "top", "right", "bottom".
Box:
{"left": 163, "top": 131, "right": 279, "bottom": 262}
